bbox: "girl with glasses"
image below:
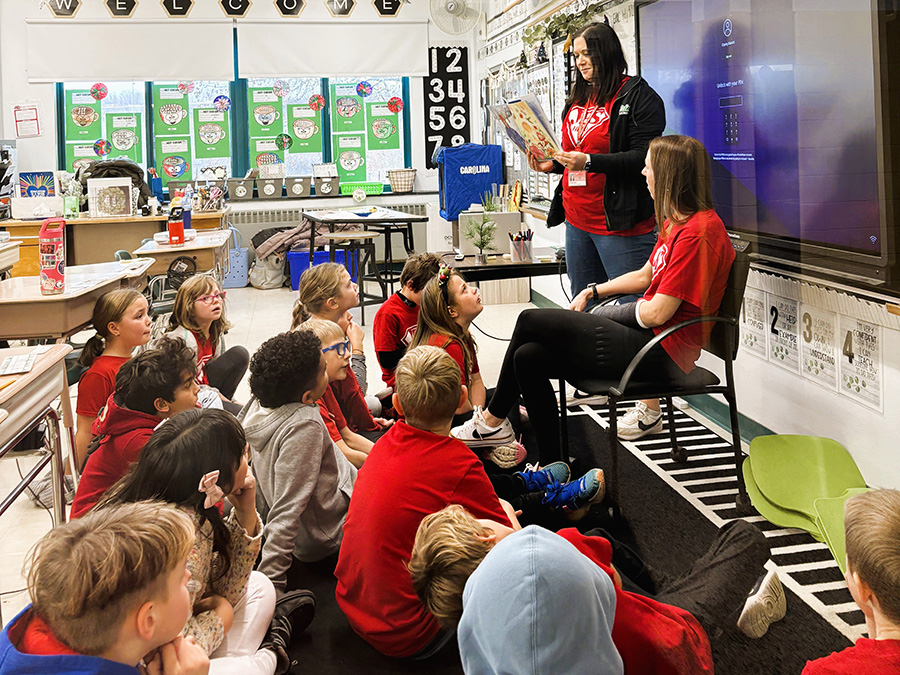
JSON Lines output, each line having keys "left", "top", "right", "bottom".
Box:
{"left": 163, "top": 274, "right": 249, "bottom": 415}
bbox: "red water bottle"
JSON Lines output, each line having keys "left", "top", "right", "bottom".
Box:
{"left": 168, "top": 206, "right": 185, "bottom": 246}
{"left": 39, "top": 218, "right": 66, "bottom": 295}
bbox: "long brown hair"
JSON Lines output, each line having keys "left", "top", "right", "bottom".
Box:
{"left": 410, "top": 268, "right": 476, "bottom": 386}
{"left": 167, "top": 274, "right": 232, "bottom": 345}
{"left": 293, "top": 262, "right": 345, "bottom": 326}
{"left": 565, "top": 22, "right": 629, "bottom": 112}
{"left": 648, "top": 135, "right": 714, "bottom": 239}
{"left": 78, "top": 289, "right": 144, "bottom": 367}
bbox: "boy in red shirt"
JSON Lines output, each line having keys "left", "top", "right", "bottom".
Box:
{"left": 334, "top": 345, "right": 515, "bottom": 659}
{"left": 0, "top": 501, "right": 208, "bottom": 675}
{"left": 70, "top": 337, "right": 200, "bottom": 518}
{"left": 803, "top": 489, "right": 900, "bottom": 674}
{"left": 412, "top": 504, "right": 777, "bottom": 675}
{"left": 372, "top": 253, "right": 442, "bottom": 389}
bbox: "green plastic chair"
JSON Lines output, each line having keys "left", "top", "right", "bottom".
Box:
{"left": 114, "top": 250, "right": 132, "bottom": 261}
{"left": 742, "top": 457, "right": 824, "bottom": 541}
{"left": 814, "top": 487, "right": 871, "bottom": 574}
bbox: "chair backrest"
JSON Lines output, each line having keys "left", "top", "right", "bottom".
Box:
{"left": 706, "top": 240, "right": 752, "bottom": 362}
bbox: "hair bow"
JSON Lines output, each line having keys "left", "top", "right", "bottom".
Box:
{"left": 198, "top": 470, "right": 225, "bottom": 509}
{"left": 438, "top": 264, "right": 452, "bottom": 287}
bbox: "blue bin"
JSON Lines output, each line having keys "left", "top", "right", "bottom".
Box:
{"left": 287, "top": 249, "right": 357, "bottom": 291}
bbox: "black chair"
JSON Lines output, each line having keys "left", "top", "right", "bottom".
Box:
{"left": 559, "top": 240, "right": 753, "bottom": 518}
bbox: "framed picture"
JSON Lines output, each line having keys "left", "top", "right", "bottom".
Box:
{"left": 87, "top": 177, "right": 133, "bottom": 218}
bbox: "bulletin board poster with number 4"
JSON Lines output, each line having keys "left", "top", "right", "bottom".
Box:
{"left": 838, "top": 316, "right": 883, "bottom": 412}
{"left": 424, "top": 46, "right": 470, "bottom": 169}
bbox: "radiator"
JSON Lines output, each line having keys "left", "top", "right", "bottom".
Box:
{"left": 228, "top": 203, "right": 427, "bottom": 229}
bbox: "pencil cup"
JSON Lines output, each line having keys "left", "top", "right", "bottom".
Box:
{"left": 510, "top": 240, "right": 533, "bottom": 263}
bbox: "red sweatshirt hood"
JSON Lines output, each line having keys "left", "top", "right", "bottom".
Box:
{"left": 91, "top": 393, "right": 162, "bottom": 437}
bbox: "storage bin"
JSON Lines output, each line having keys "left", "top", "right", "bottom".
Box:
{"left": 227, "top": 178, "right": 254, "bottom": 200}
{"left": 387, "top": 168, "right": 417, "bottom": 193}
{"left": 340, "top": 181, "right": 384, "bottom": 196}
{"left": 257, "top": 178, "right": 283, "bottom": 199}
{"left": 223, "top": 227, "right": 249, "bottom": 289}
{"left": 286, "top": 177, "right": 311, "bottom": 198}
{"left": 314, "top": 177, "right": 339, "bottom": 197}
{"left": 287, "top": 248, "right": 356, "bottom": 290}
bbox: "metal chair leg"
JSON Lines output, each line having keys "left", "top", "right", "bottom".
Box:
{"left": 607, "top": 398, "right": 622, "bottom": 520}
{"left": 666, "top": 396, "right": 687, "bottom": 463}
{"left": 558, "top": 378, "right": 568, "bottom": 461}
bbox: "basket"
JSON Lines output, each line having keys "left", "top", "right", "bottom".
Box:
{"left": 388, "top": 168, "right": 417, "bottom": 193}
{"left": 340, "top": 181, "right": 384, "bottom": 196}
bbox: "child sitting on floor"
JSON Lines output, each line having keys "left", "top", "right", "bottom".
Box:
{"left": 0, "top": 501, "right": 208, "bottom": 675}
{"left": 333, "top": 345, "right": 603, "bottom": 659}
{"left": 373, "top": 252, "right": 442, "bottom": 389}
{"left": 411, "top": 503, "right": 777, "bottom": 675}
{"left": 803, "top": 489, "right": 900, "bottom": 674}
{"left": 239, "top": 330, "right": 356, "bottom": 593}
{"left": 70, "top": 336, "right": 199, "bottom": 518}
{"left": 298, "top": 318, "right": 375, "bottom": 468}
{"left": 162, "top": 274, "right": 249, "bottom": 414}
{"left": 99, "top": 408, "right": 314, "bottom": 675}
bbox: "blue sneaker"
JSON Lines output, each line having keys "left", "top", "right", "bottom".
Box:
{"left": 516, "top": 462, "right": 571, "bottom": 492}
{"left": 542, "top": 469, "right": 606, "bottom": 511}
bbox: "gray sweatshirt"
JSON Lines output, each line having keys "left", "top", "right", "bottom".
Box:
{"left": 239, "top": 397, "right": 356, "bottom": 590}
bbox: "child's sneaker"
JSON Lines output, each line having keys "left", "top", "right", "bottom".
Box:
{"left": 261, "top": 589, "right": 317, "bottom": 674}
{"left": 516, "top": 461, "right": 571, "bottom": 492}
{"left": 617, "top": 402, "right": 663, "bottom": 440}
{"left": 565, "top": 383, "right": 609, "bottom": 407}
{"left": 451, "top": 406, "right": 515, "bottom": 448}
{"left": 737, "top": 569, "right": 786, "bottom": 639}
{"left": 485, "top": 439, "right": 528, "bottom": 469}
{"left": 27, "top": 475, "right": 75, "bottom": 509}
{"left": 541, "top": 468, "right": 606, "bottom": 511}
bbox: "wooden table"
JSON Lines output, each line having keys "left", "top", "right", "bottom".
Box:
{"left": 303, "top": 207, "right": 428, "bottom": 291}
{"left": 0, "top": 258, "right": 154, "bottom": 341}
{"left": 0, "top": 240, "right": 21, "bottom": 278}
{"left": 0, "top": 343, "right": 74, "bottom": 529}
{"left": 441, "top": 248, "right": 566, "bottom": 282}
{"left": 1, "top": 209, "right": 228, "bottom": 275}
{"left": 132, "top": 230, "right": 231, "bottom": 280}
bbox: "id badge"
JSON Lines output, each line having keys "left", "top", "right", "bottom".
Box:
{"left": 568, "top": 170, "right": 587, "bottom": 187}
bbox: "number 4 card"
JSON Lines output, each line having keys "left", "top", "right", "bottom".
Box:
{"left": 838, "top": 315, "right": 883, "bottom": 412}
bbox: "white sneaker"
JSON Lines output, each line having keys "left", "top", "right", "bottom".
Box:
{"left": 564, "top": 383, "right": 609, "bottom": 407}
{"left": 617, "top": 402, "right": 663, "bottom": 440}
{"left": 737, "top": 569, "right": 787, "bottom": 639}
{"left": 451, "top": 406, "right": 515, "bottom": 448}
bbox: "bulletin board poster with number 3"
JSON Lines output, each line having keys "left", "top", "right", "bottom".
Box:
{"left": 424, "top": 46, "right": 470, "bottom": 168}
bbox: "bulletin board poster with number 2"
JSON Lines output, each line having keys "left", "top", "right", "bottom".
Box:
{"left": 424, "top": 46, "right": 470, "bottom": 168}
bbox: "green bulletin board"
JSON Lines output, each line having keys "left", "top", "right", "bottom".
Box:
{"left": 106, "top": 112, "right": 142, "bottom": 164}
{"left": 193, "top": 108, "right": 230, "bottom": 158}
{"left": 65, "top": 90, "right": 101, "bottom": 140}
{"left": 330, "top": 83, "right": 364, "bottom": 133}
{"left": 365, "top": 102, "right": 400, "bottom": 151}
{"left": 154, "top": 137, "right": 193, "bottom": 182}
{"left": 289, "top": 105, "right": 323, "bottom": 153}
{"left": 333, "top": 133, "right": 366, "bottom": 182}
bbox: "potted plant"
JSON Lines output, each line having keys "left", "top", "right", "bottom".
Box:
{"left": 464, "top": 212, "right": 497, "bottom": 264}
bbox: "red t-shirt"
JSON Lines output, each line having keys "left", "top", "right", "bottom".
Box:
{"left": 426, "top": 334, "right": 479, "bottom": 387}
{"left": 557, "top": 528, "right": 713, "bottom": 675}
{"left": 373, "top": 292, "right": 419, "bottom": 388}
{"left": 75, "top": 355, "right": 130, "bottom": 418}
{"left": 561, "top": 78, "right": 655, "bottom": 238}
{"left": 193, "top": 332, "right": 215, "bottom": 386}
{"left": 803, "top": 639, "right": 900, "bottom": 674}
{"left": 334, "top": 421, "right": 510, "bottom": 658}
{"left": 317, "top": 386, "right": 347, "bottom": 443}
{"left": 643, "top": 210, "right": 735, "bottom": 373}
{"left": 331, "top": 371, "right": 379, "bottom": 433}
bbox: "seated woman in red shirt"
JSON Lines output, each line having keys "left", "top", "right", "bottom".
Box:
{"left": 453, "top": 135, "right": 736, "bottom": 464}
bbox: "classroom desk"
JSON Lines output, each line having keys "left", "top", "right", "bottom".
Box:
{"left": 0, "top": 258, "right": 154, "bottom": 341}
{"left": 0, "top": 240, "right": 21, "bottom": 278}
{"left": 132, "top": 229, "right": 231, "bottom": 280}
{"left": 1, "top": 209, "right": 228, "bottom": 275}
{"left": 441, "top": 248, "right": 567, "bottom": 282}
{"left": 303, "top": 207, "right": 428, "bottom": 291}
{"left": 0, "top": 343, "right": 73, "bottom": 528}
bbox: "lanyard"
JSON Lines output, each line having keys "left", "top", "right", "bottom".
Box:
{"left": 571, "top": 101, "right": 600, "bottom": 149}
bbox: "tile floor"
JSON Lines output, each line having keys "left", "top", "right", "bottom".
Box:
{"left": 0, "top": 284, "right": 533, "bottom": 626}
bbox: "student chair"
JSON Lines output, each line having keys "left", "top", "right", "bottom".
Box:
{"left": 559, "top": 241, "right": 753, "bottom": 519}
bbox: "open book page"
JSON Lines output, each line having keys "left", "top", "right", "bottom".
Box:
{"left": 489, "top": 94, "right": 561, "bottom": 161}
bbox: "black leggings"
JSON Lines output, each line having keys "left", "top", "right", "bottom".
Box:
{"left": 487, "top": 307, "right": 682, "bottom": 463}
{"left": 206, "top": 345, "right": 250, "bottom": 401}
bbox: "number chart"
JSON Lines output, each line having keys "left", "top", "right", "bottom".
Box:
{"left": 424, "top": 47, "right": 470, "bottom": 169}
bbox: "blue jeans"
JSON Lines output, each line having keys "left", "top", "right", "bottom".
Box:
{"left": 565, "top": 222, "right": 657, "bottom": 303}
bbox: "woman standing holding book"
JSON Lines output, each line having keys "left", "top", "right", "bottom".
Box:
{"left": 530, "top": 21, "right": 666, "bottom": 302}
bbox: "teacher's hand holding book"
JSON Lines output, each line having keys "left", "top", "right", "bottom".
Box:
{"left": 554, "top": 151, "right": 590, "bottom": 171}
{"left": 528, "top": 151, "right": 555, "bottom": 173}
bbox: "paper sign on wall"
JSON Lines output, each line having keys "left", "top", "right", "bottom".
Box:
{"left": 838, "top": 316, "right": 883, "bottom": 412}
{"left": 740, "top": 287, "right": 768, "bottom": 359}
{"left": 799, "top": 305, "right": 837, "bottom": 390}
{"left": 767, "top": 294, "right": 800, "bottom": 373}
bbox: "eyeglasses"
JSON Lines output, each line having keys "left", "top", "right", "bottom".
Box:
{"left": 322, "top": 339, "right": 351, "bottom": 357}
{"left": 195, "top": 291, "right": 227, "bottom": 305}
